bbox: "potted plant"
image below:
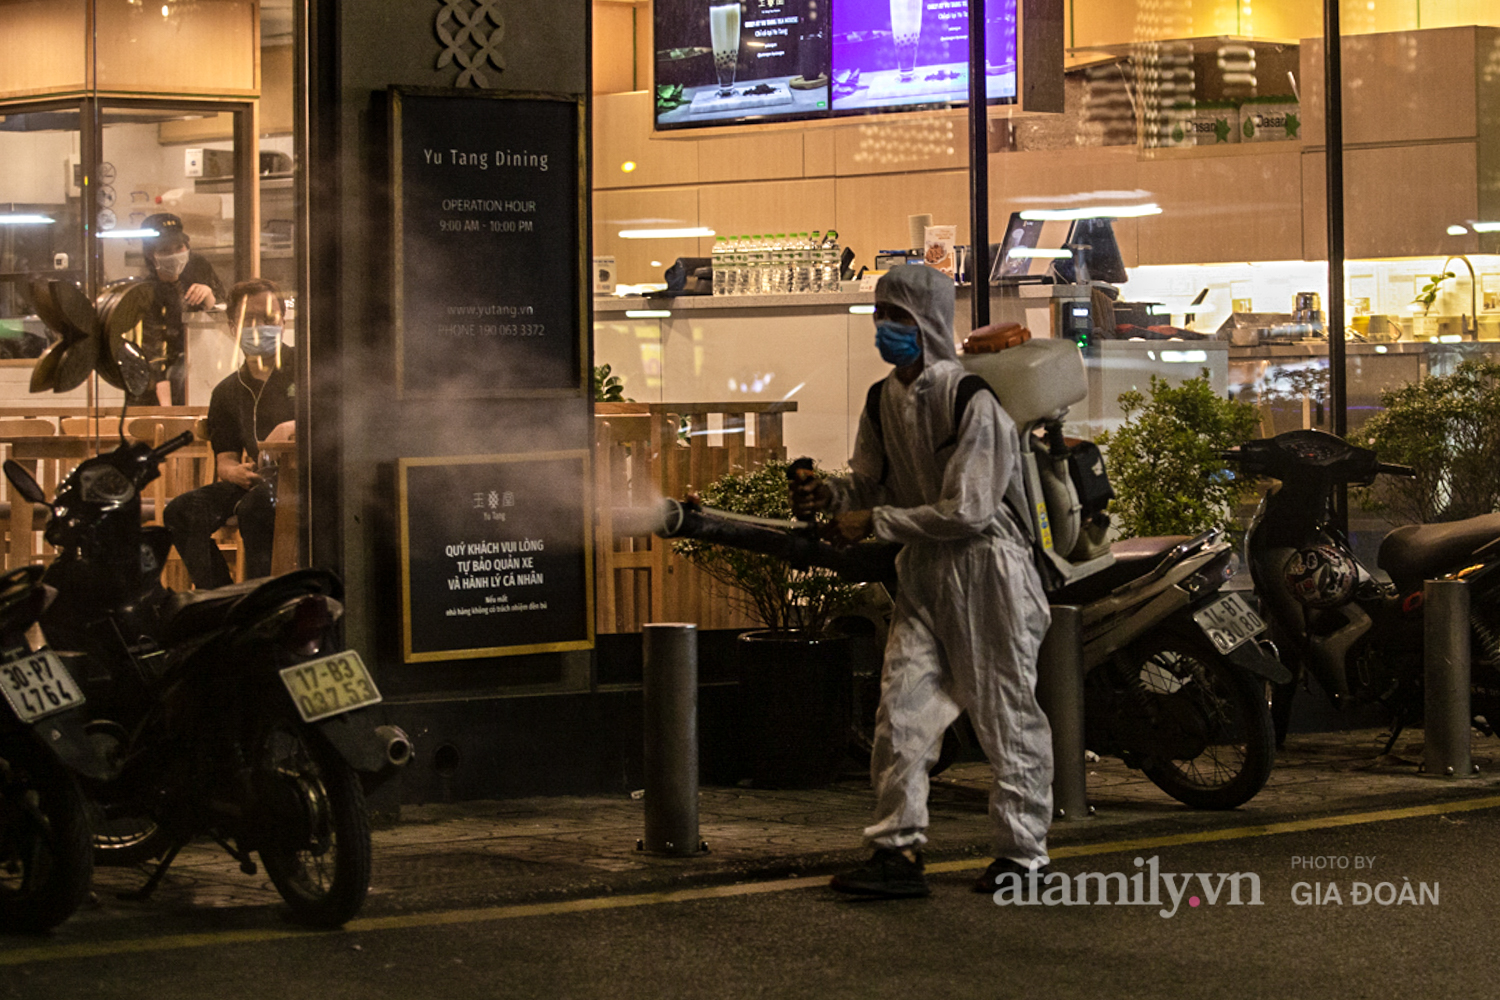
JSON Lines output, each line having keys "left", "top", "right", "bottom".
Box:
{"left": 1097, "top": 373, "right": 1260, "bottom": 539}
{"left": 673, "top": 459, "right": 864, "bottom": 788}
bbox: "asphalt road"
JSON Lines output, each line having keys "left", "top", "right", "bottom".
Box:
{"left": 4, "top": 800, "right": 1495, "bottom": 1000}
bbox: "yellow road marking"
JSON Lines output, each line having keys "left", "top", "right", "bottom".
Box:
{"left": 5, "top": 793, "right": 1499, "bottom": 966}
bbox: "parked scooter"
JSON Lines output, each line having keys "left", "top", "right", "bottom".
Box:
{"left": 644, "top": 339, "right": 1288, "bottom": 810}
{"left": 3, "top": 430, "right": 410, "bottom": 927}
{"left": 1225, "top": 428, "right": 1500, "bottom": 747}
{"left": 0, "top": 565, "right": 110, "bottom": 932}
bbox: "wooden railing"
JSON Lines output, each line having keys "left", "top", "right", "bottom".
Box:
{"left": 594, "top": 401, "right": 797, "bottom": 634}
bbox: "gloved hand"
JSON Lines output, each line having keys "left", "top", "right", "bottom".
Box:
{"left": 789, "top": 466, "right": 832, "bottom": 517}
{"left": 824, "top": 510, "right": 874, "bottom": 549}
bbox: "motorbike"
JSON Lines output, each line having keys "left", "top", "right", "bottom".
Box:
{"left": 1225, "top": 428, "right": 1500, "bottom": 748}
{"left": 642, "top": 339, "right": 1288, "bottom": 810}
{"left": 3, "top": 429, "right": 411, "bottom": 927}
{"left": 0, "top": 564, "right": 110, "bottom": 932}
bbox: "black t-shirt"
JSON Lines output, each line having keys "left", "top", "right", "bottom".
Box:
{"left": 205, "top": 348, "right": 296, "bottom": 460}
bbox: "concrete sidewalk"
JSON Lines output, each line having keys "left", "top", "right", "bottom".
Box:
{"left": 74, "top": 727, "right": 1500, "bottom": 922}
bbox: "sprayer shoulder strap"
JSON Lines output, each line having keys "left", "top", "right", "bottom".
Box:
{"left": 865, "top": 374, "right": 995, "bottom": 485}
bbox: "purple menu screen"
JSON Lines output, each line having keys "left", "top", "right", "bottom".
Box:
{"left": 654, "top": 0, "right": 832, "bottom": 129}
{"left": 830, "top": 0, "right": 1016, "bottom": 113}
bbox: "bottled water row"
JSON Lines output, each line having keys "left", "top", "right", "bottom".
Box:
{"left": 711, "top": 232, "right": 843, "bottom": 296}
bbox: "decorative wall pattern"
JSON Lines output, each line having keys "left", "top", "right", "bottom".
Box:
{"left": 436, "top": 0, "right": 506, "bottom": 87}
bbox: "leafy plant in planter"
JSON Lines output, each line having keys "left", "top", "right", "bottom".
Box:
{"left": 672, "top": 458, "right": 863, "bottom": 633}
{"left": 1414, "top": 270, "right": 1455, "bottom": 314}
{"left": 1353, "top": 356, "right": 1500, "bottom": 524}
{"left": 592, "top": 363, "right": 630, "bottom": 403}
{"left": 673, "top": 458, "right": 865, "bottom": 788}
{"left": 1097, "top": 373, "right": 1260, "bottom": 539}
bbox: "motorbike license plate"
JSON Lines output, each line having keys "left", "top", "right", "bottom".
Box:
{"left": 0, "top": 649, "right": 85, "bottom": 724}
{"left": 1192, "top": 592, "right": 1266, "bottom": 655}
{"left": 280, "top": 650, "right": 382, "bottom": 723}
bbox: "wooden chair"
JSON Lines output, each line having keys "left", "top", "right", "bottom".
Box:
{"left": 0, "top": 419, "right": 56, "bottom": 570}
{"left": 126, "top": 418, "right": 222, "bottom": 589}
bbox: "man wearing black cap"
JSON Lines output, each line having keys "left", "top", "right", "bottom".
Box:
{"left": 140, "top": 212, "right": 225, "bottom": 405}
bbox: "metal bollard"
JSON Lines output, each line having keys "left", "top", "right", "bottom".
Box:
{"left": 641, "top": 623, "right": 706, "bottom": 855}
{"left": 1423, "top": 579, "right": 1476, "bottom": 779}
{"left": 1036, "top": 605, "right": 1091, "bottom": 820}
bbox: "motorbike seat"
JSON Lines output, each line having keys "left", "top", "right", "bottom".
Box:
{"left": 158, "top": 578, "right": 271, "bottom": 644}
{"left": 1377, "top": 513, "right": 1500, "bottom": 589}
{"left": 1049, "top": 535, "right": 1190, "bottom": 605}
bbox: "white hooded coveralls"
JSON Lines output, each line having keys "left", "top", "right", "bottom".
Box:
{"left": 828, "top": 265, "right": 1053, "bottom": 866}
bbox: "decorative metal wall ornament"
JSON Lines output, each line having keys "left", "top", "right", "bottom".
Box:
{"left": 435, "top": 0, "right": 506, "bottom": 88}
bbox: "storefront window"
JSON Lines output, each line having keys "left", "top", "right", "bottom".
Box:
{"left": 0, "top": 0, "right": 303, "bottom": 586}
{"left": 587, "top": 1, "right": 1500, "bottom": 631}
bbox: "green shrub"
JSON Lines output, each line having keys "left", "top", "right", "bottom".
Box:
{"left": 672, "top": 459, "right": 863, "bottom": 633}
{"left": 1097, "top": 373, "right": 1260, "bottom": 539}
{"left": 592, "top": 363, "right": 630, "bottom": 403}
{"left": 1353, "top": 356, "right": 1500, "bottom": 524}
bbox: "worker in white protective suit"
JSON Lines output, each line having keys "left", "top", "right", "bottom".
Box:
{"left": 791, "top": 264, "right": 1053, "bottom": 898}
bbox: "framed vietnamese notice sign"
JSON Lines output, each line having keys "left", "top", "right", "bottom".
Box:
{"left": 397, "top": 451, "right": 594, "bottom": 662}
{"left": 391, "top": 88, "right": 587, "bottom": 398}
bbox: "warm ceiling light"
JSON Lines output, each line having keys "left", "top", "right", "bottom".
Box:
{"left": 1019, "top": 204, "right": 1163, "bottom": 220}
{"left": 618, "top": 227, "right": 715, "bottom": 239}
{"left": 620, "top": 161, "right": 637, "bottom": 173}
{"left": 96, "top": 227, "right": 160, "bottom": 239}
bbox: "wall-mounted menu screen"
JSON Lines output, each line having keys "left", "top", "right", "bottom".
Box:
{"left": 653, "top": 0, "right": 1015, "bottom": 130}
{"left": 829, "top": 0, "right": 1015, "bottom": 113}
{"left": 654, "top": 0, "right": 832, "bottom": 130}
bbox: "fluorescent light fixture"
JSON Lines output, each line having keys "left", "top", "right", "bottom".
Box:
{"left": 1374, "top": 345, "right": 1389, "bottom": 354}
{"left": 1448, "top": 225, "right": 1470, "bottom": 236}
{"left": 1438, "top": 334, "right": 1463, "bottom": 343}
{"left": 1471, "top": 221, "right": 1500, "bottom": 233}
{"left": 625, "top": 309, "right": 672, "bottom": 319}
{"left": 848, "top": 304, "right": 875, "bottom": 315}
{"left": 96, "top": 228, "right": 159, "bottom": 239}
{"left": 0, "top": 214, "right": 54, "bottom": 225}
{"left": 1020, "top": 204, "right": 1162, "bottom": 221}
{"left": 618, "top": 227, "right": 715, "bottom": 240}
{"left": 1008, "top": 247, "right": 1071, "bottom": 259}
{"left": 1161, "top": 350, "right": 1209, "bottom": 363}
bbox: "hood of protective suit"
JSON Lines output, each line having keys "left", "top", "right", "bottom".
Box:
{"left": 874, "top": 265, "right": 958, "bottom": 366}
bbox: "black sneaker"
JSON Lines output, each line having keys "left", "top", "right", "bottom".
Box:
{"left": 972, "top": 857, "right": 1052, "bottom": 895}
{"left": 830, "top": 848, "right": 930, "bottom": 898}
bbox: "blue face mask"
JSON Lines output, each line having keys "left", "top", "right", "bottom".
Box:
{"left": 875, "top": 320, "right": 922, "bottom": 367}
{"left": 240, "top": 324, "right": 282, "bottom": 358}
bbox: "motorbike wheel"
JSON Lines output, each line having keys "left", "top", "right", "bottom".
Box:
{"left": 254, "top": 718, "right": 371, "bottom": 928}
{"left": 0, "top": 730, "right": 93, "bottom": 933}
{"left": 1127, "top": 631, "right": 1276, "bottom": 810}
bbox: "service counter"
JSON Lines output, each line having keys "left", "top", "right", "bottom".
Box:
{"left": 596, "top": 288, "right": 1218, "bottom": 466}
{"left": 597, "top": 291, "right": 1500, "bottom": 462}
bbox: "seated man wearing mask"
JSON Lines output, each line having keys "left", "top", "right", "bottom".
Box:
{"left": 164, "top": 278, "right": 294, "bottom": 589}
{"left": 791, "top": 265, "right": 1053, "bottom": 899}
{"left": 139, "top": 212, "right": 226, "bottom": 406}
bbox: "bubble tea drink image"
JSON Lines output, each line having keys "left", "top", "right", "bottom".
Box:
{"left": 710, "top": 1, "right": 741, "bottom": 97}
{"left": 889, "top": 0, "right": 923, "bottom": 81}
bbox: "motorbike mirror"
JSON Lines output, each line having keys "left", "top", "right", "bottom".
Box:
{"left": 115, "top": 340, "right": 154, "bottom": 399}
{"left": 3, "top": 460, "right": 46, "bottom": 505}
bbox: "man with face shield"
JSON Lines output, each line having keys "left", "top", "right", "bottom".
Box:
{"left": 163, "top": 278, "right": 294, "bottom": 589}
{"left": 139, "top": 213, "right": 226, "bottom": 405}
{"left": 790, "top": 265, "right": 1053, "bottom": 898}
